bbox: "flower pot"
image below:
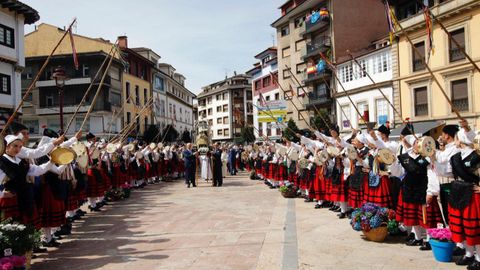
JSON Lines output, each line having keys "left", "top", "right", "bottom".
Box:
{"left": 429, "top": 239, "right": 455, "bottom": 262}
{"left": 363, "top": 226, "right": 388, "bottom": 242}
{"left": 281, "top": 189, "right": 297, "bottom": 198}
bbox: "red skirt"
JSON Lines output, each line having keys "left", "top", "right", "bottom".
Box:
{"left": 330, "top": 174, "right": 348, "bottom": 202}
{"left": 0, "top": 196, "right": 20, "bottom": 221}
{"left": 325, "top": 177, "right": 332, "bottom": 201}
{"left": 278, "top": 165, "right": 287, "bottom": 181}
{"left": 313, "top": 166, "right": 327, "bottom": 201}
{"left": 145, "top": 163, "right": 153, "bottom": 178}
{"left": 268, "top": 164, "right": 276, "bottom": 180}
{"left": 65, "top": 191, "right": 79, "bottom": 211}
{"left": 348, "top": 175, "right": 366, "bottom": 209}
{"left": 101, "top": 168, "right": 111, "bottom": 192}
{"left": 39, "top": 184, "right": 66, "bottom": 228}
{"left": 449, "top": 193, "right": 480, "bottom": 246}
{"left": 363, "top": 175, "right": 393, "bottom": 208}
{"left": 289, "top": 171, "right": 299, "bottom": 187}
{"left": 86, "top": 168, "right": 105, "bottom": 198}
{"left": 396, "top": 191, "right": 443, "bottom": 227}
{"left": 177, "top": 160, "right": 185, "bottom": 173}
{"left": 21, "top": 206, "right": 40, "bottom": 229}
{"left": 299, "top": 169, "right": 310, "bottom": 190}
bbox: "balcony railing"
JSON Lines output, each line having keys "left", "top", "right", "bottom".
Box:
{"left": 452, "top": 98, "right": 469, "bottom": 112}
{"left": 303, "top": 38, "right": 331, "bottom": 60}
{"left": 449, "top": 47, "right": 466, "bottom": 62}
{"left": 412, "top": 59, "right": 425, "bottom": 72}
{"left": 304, "top": 70, "right": 331, "bottom": 84}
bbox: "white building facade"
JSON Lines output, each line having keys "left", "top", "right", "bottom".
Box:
{"left": 0, "top": 2, "right": 38, "bottom": 128}
{"left": 335, "top": 44, "right": 394, "bottom": 133}
{"left": 246, "top": 47, "right": 282, "bottom": 141}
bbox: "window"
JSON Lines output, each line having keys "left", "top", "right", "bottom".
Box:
{"left": 375, "top": 99, "right": 389, "bottom": 125}
{"left": 160, "top": 100, "right": 165, "bottom": 116}
{"left": 451, "top": 78, "right": 468, "bottom": 111}
{"left": 282, "top": 47, "right": 291, "bottom": 58}
{"left": 216, "top": 94, "right": 222, "bottom": 100}
{"left": 223, "top": 104, "right": 228, "bottom": 112}
{"left": 359, "top": 59, "right": 367, "bottom": 78}
{"left": 449, "top": 28, "right": 465, "bottom": 62}
{"left": 217, "top": 118, "right": 222, "bottom": 124}
{"left": 412, "top": 41, "right": 425, "bottom": 72}
{"left": 262, "top": 76, "right": 271, "bottom": 87}
{"left": 0, "top": 24, "right": 14, "bottom": 48}
{"left": 144, "top": 88, "right": 148, "bottom": 105}
{"left": 357, "top": 101, "right": 368, "bottom": 122}
{"left": 280, "top": 25, "right": 290, "bottom": 37}
{"left": 247, "top": 91, "right": 252, "bottom": 100}
{"left": 216, "top": 106, "right": 222, "bottom": 112}
{"left": 207, "top": 97, "right": 212, "bottom": 104}
{"left": 153, "top": 75, "right": 164, "bottom": 91}
{"left": 126, "top": 82, "right": 131, "bottom": 102}
{"left": 173, "top": 105, "right": 177, "bottom": 119}
{"left": 283, "top": 69, "right": 291, "bottom": 79}
{"left": 294, "top": 16, "right": 305, "bottom": 28}
{"left": 267, "top": 122, "right": 272, "bottom": 136}
{"left": 223, "top": 116, "right": 228, "bottom": 124}
{"left": 296, "top": 63, "right": 306, "bottom": 74}
{"left": 414, "top": 86, "right": 428, "bottom": 116}
{"left": 46, "top": 94, "right": 54, "bottom": 107}
{"left": 224, "top": 128, "right": 230, "bottom": 136}
{"left": 81, "top": 64, "right": 90, "bottom": 77}
{"left": 223, "top": 92, "right": 228, "bottom": 99}
{"left": 208, "top": 108, "right": 212, "bottom": 115}
{"left": 340, "top": 105, "right": 351, "bottom": 129}
{"left": 0, "top": 73, "right": 10, "bottom": 94}
{"left": 295, "top": 40, "right": 305, "bottom": 52}
{"left": 259, "top": 122, "right": 263, "bottom": 136}
{"left": 254, "top": 80, "right": 262, "bottom": 90}
{"left": 274, "top": 93, "right": 280, "bottom": 100}
{"left": 265, "top": 95, "right": 271, "bottom": 101}
{"left": 217, "top": 129, "right": 223, "bottom": 136}
{"left": 23, "top": 120, "right": 39, "bottom": 135}
{"left": 135, "top": 86, "right": 140, "bottom": 105}
{"left": 109, "top": 92, "right": 121, "bottom": 106}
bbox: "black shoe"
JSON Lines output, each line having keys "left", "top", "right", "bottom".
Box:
{"left": 42, "top": 239, "right": 61, "bottom": 248}
{"left": 405, "top": 233, "right": 415, "bottom": 242}
{"left": 270, "top": 186, "right": 276, "bottom": 189}
{"left": 328, "top": 205, "right": 336, "bottom": 211}
{"left": 192, "top": 184, "right": 197, "bottom": 187}
{"left": 66, "top": 217, "right": 75, "bottom": 223}
{"left": 187, "top": 184, "right": 190, "bottom": 188}
{"left": 314, "top": 204, "right": 322, "bottom": 209}
{"left": 89, "top": 205, "right": 101, "bottom": 212}
{"left": 334, "top": 207, "right": 342, "bottom": 213}
{"left": 304, "top": 198, "right": 313, "bottom": 203}
{"left": 453, "top": 246, "right": 466, "bottom": 256}
{"left": 456, "top": 256, "right": 475, "bottom": 266}
{"left": 33, "top": 247, "right": 47, "bottom": 253}
{"left": 405, "top": 239, "right": 423, "bottom": 246}
{"left": 337, "top": 213, "right": 346, "bottom": 219}
{"left": 76, "top": 209, "right": 86, "bottom": 216}
{"left": 467, "top": 260, "right": 480, "bottom": 270}
{"left": 419, "top": 241, "right": 431, "bottom": 251}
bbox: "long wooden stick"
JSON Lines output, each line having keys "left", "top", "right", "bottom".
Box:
{"left": 391, "top": 7, "right": 464, "bottom": 120}
{"left": 0, "top": 18, "right": 77, "bottom": 137}
{"left": 115, "top": 98, "right": 154, "bottom": 142}
{"left": 64, "top": 41, "right": 118, "bottom": 133}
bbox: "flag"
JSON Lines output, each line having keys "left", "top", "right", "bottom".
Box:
{"left": 384, "top": 0, "right": 396, "bottom": 44}
{"left": 68, "top": 27, "right": 79, "bottom": 70}
{"left": 259, "top": 92, "right": 267, "bottom": 107}
{"left": 289, "top": 84, "right": 295, "bottom": 96}
{"left": 422, "top": 1, "right": 435, "bottom": 58}
{"left": 318, "top": 52, "right": 336, "bottom": 72}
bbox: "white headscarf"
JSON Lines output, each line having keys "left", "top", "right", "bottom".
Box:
{"left": 5, "top": 134, "right": 23, "bottom": 146}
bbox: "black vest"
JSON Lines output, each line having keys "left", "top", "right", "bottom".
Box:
{"left": 398, "top": 153, "right": 429, "bottom": 204}
{"left": 0, "top": 156, "right": 33, "bottom": 214}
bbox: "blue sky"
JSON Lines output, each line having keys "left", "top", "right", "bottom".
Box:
{"left": 23, "top": 0, "right": 282, "bottom": 94}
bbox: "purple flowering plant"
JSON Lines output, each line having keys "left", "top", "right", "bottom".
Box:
{"left": 427, "top": 228, "right": 452, "bottom": 242}
{"left": 350, "top": 203, "right": 397, "bottom": 233}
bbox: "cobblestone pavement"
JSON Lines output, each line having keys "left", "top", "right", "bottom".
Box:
{"left": 33, "top": 172, "right": 460, "bottom": 270}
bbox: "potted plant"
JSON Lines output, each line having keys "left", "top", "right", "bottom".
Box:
{"left": 0, "top": 220, "right": 40, "bottom": 269}
{"left": 279, "top": 185, "right": 297, "bottom": 198}
{"left": 350, "top": 203, "right": 397, "bottom": 242}
{"left": 427, "top": 228, "right": 455, "bottom": 262}
{"left": 0, "top": 255, "right": 27, "bottom": 270}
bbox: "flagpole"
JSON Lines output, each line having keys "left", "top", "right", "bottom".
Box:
{"left": 412, "top": 0, "right": 480, "bottom": 73}
{"left": 0, "top": 18, "right": 77, "bottom": 138}
{"left": 388, "top": 3, "right": 464, "bottom": 121}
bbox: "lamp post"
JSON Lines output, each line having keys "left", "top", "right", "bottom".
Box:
{"left": 52, "top": 66, "right": 69, "bottom": 134}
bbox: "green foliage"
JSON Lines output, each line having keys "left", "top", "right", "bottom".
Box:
{"left": 240, "top": 126, "right": 256, "bottom": 144}
{"left": 163, "top": 125, "right": 179, "bottom": 142}
{"left": 310, "top": 108, "right": 332, "bottom": 135}
{"left": 283, "top": 118, "right": 300, "bottom": 142}
{"left": 0, "top": 219, "right": 40, "bottom": 255}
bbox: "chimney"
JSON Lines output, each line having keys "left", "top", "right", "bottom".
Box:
{"left": 118, "top": 36, "right": 128, "bottom": 49}
{"left": 234, "top": 71, "right": 237, "bottom": 76}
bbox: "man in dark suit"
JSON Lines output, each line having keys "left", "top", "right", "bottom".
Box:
{"left": 183, "top": 143, "right": 197, "bottom": 188}
{"left": 212, "top": 143, "right": 223, "bottom": 187}
{"left": 228, "top": 146, "right": 237, "bottom": 175}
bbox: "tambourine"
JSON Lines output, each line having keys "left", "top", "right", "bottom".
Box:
{"left": 287, "top": 148, "right": 299, "bottom": 161}
{"left": 51, "top": 147, "right": 77, "bottom": 165}
{"left": 315, "top": 150, "right": 329, "bottom": 165}
{"left": 71, "top": 142, "right": 86, "bottom": 156}
{"left": 377, "top": 148, "right": 395, "bottom": 165}
{"left": 418, "top": 136, "right": 435, "bottom": 157}
{"left": 90, "top": 148, "right": 100, "bottom": 160}
{"left": 149, "top": 142, "right": 157, "bottom": 150}
{"left": 298, "top": 158, "right": 309, "bottom": 169}
{"left": 276, "top": 146, "right": 287, "bottom": 156}
{"left": 106, "top": 143, "right": 117, "bottom": 154}
{"left": 76, "top": 153, "right": 88, "bottom": 168}
{"left": 346, "top": 145, "right": 358, "bottom": 160}
{"left": 135, "top": 152, "right": 144, "bottom": 159}
{"left": 327, "top": 146, "right": 340, "bottom": 157}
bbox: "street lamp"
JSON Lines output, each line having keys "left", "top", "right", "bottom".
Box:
{"left": 52, "top": 66, "right": 69, "bottom": 134}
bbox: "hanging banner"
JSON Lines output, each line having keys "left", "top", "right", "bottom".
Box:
{"left": 257, "top": 100, "right": 287, "bottom": 124}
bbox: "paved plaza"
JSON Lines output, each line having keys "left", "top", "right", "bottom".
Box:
{"left": 33, "top": 172, "right": 460, "bottom": 270}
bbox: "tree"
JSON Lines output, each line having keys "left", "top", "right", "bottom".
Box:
{"left": 310, "top": 108, "right": 333, "bottom": 136}
{"left": 181, "top": 130, "right": 192, "bottom": 143}
{"left": 240, "top": 126, "right": 255, "bottom": 144}
{"left": 143, "top": 125, "right": 161, "bottom": 143}
{"left": 162, "top": 125, "right": 179, "bottom": 143}
{"left": 283, "top": 118, "right": 300, "bottom": 143}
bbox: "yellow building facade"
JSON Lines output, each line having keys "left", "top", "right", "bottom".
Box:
{"left": 122, "top": 73, "right": 152, "bottom": 135}
{"left": 395, "top": 0, "right": 480, "bottom": 129}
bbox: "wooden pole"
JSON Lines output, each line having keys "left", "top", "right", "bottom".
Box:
{"left": 0, "top": 18, "right": 77, "bottom": 137}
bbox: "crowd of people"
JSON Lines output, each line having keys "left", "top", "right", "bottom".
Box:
{"left": 241, "top": 120, "right": 480, "bottom": 270}
{"left": 0, "top": 122, "right": 188, "bottom": 255}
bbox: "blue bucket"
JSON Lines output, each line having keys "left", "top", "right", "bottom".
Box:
{"left": 429, "top": 239, "right": 455, "bottom": 262}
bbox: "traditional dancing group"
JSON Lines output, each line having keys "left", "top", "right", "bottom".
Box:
{"left": 0, "top": 122, "right": 186, "bottom": 254}
{"left": 245, "top": 121, "right": 480, "bottom": 269}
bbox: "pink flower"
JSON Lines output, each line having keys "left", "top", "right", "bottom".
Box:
{"left": 10, "top": 256, "right": 25, "bottom": 267}
{"left": 1, "top": 262, "right": 13, "bottom": 270}
{"left": 0, "top": 258, "right": 10, "bottom": 265}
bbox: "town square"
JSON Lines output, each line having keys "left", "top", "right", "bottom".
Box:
{"left": 0, "top": 0, "right": 478, "bottom": 269}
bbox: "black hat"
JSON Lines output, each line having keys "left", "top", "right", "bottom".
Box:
{"left": 86, "top": 132, "right": 95, "bottom": 140}
{"left": 442, "top": 124, "right": 459, "bottom": 137}
{"left": 43, "top": 128, "right": 59, "bottom": 138}
{"left": 330, "top": 124, "right": 340, "bottom": 134}
{"left": 9, "top": 121, "right": 28, "bottom": 135}
{"left": 401, "top": 123, "right": 414, "bottom": 136}
{"left": 378, "top": 125, "right": 390, "bottom": 136}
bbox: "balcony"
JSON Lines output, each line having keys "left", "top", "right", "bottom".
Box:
{"left": 303, "top": 70, "right": 331, "bottom": 85}
{"left": 307, "top": 93, "right": 331, "bottom": 108}
{"left": 302, "top": 17, "right": 329, "bottom": 37}
{"left": 302, "top": 38, "right": 331, "bottom": 60}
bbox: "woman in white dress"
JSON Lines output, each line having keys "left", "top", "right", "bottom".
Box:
{"left": 199, "top": 152, "right": 213, "bottom": 182}
{"left": 221, "top": 148, "right": 228, "bottom": 177}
